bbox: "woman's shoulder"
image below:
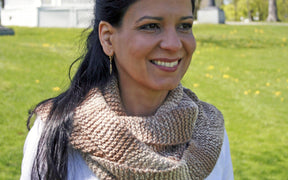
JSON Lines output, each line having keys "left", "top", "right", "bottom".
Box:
{"left": 33, "top": 100, "right": 54, "bottom": 123}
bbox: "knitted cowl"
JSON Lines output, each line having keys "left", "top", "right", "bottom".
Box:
{"left": 36, "top": 77, "right": 224, "bottom": 180}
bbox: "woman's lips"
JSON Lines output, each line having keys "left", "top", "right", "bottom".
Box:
{"left": 150, "top": 58, "right": 181, "bottom": 72}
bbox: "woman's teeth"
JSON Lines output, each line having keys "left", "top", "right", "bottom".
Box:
{"left": 152, "top": 60, "right": 178, "bottom": 67}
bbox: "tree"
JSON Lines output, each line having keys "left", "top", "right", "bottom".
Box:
{"left": 233, "top": 0, "right": 240, "bottom": 21}
{"left": 277, "top": 0, "right": 288, "bottom": 21}
{"left": 267, "top": 0, "right": 280, "bottom": 21}
{"left": 223, "top": 0, "right": 268, "bottom": 21}
{"left": 223, "top": 0, "right": 288, "bottom": 21}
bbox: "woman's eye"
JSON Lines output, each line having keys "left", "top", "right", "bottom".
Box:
{"left": 138, "top": 23, "right": 160, "bottom": 31}
{"left": 178, "top": 23, "right": 192, "bottom": 32}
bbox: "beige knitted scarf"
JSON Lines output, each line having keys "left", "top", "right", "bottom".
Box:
{"left": 37, "top": 78, "right": 224, "bottom": 180}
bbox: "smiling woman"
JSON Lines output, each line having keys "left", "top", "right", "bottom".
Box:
{"left": 99, "top": 0, "right": 196, "bottom": 116}
{"left": 20, "top": 0, "right": 233, "bottom": 179}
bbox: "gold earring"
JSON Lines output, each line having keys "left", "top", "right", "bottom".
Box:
{"left": 109, "top": 56, "right": 113, "bottom": 75}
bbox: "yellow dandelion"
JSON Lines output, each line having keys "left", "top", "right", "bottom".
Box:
{"left": 207, "top": 65, "right": 215, "bottom": 70}
{"left": 266, "top": 82, "right": 270, "bottom": 87}
{"left": 234, "top": 78, "right": 239, "bottom": 83}
{"left": 42, "top": 43, "right": 50, "bottom": 47}
{"left": 244, "top": 91, "right": 249, "bottom": 95}
{"left": 193, "top": 83, "right": 199, "bottom": 88}
{"left": 205, "top": 73, "right": 213, "bottom": 79}
{"left": 281, "top": 97, "right": 284, "bottom": 102}
{"left": 53, "top": 87, "right": 61, "bottom": 92}
{"left": 229, "top": 30, "right": 237, "bottom": 35}
{"left": 223, "top": 74, "right": 230, "bottom": 79}
{"left": 255, "top": 90, "right": 260, "bottom": 95}
{"left": 195, "top": 51, "right": 200, "bottom": 55}
{"left": 282, "top": 37, "right": 287, "bottom": 43}
{"left": 277, "top": 69, "right": 281, "bottom": 72}
{"left": 35, "top": 80, "right": 40, "bottom": 84}
{"left": 254, "top": 28, "right": 258, "bottom": 33}
{"left": 259, "top": 29, "right": 264, "bottom": 34}
{"left": 275, "top": 91, "right": 281, "bottom": 96}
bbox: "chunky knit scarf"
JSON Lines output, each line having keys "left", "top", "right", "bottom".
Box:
{"left": 37, "top": 78, "right": 224, "bottom": 180}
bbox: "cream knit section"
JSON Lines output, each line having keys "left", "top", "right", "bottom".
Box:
{"left": 36, "top": 77, "right": 224, "bottom": 180}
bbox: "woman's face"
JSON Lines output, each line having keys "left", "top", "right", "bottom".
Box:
{"left": 111, "top": 0, "right": 196, "bottom": 91}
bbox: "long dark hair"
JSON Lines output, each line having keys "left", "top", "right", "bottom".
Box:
{"left": 27, "top": 0, "right": 195, "bottom": 179}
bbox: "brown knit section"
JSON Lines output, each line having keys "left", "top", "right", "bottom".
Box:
{"left": 36, "top": 77, "right": 224, "bottom": 180}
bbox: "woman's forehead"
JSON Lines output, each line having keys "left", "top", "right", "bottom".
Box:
{"left": 123, "top": 0, "right": 193, "bottom": 20}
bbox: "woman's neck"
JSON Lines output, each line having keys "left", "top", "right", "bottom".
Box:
{"left": 118, "top": 80, "right": 168, "bottom": 116}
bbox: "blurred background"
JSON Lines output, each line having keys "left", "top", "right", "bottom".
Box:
{"left": 0, "top": 0, "right": 287, "bottom": 179}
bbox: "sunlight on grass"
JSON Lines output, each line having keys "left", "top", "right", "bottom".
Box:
{"left": 182, "top": 24, "right": 288, "bottom": 179}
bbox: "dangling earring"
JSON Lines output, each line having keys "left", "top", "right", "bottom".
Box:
{"left": 109, "top": 56, "right": 113, "bottom": 75}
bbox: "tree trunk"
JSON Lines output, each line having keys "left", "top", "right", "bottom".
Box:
{"left": 234, "top": 2, "right": 237, "bottom": 21}
{"left": 247, "top": 0, "right": 253, "bottom": 21}
{"left": 267, "top": 0, "right": 280, "bottom": 21}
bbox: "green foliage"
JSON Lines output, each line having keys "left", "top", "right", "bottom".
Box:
{"left": 223, "top": 3, "right": 237, "bottom": 21}
{"left": 278, "top": 0, "right": 288, "bottom": 22}
{"left": 0, "top": 25, "right": 287, "bottom": 179}
{"left": 223, "top": 0, "right": 288, "bottom": 21}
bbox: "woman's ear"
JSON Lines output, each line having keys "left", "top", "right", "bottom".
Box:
{"left": 99, "top": 21, "right": 115, "bottom": 56}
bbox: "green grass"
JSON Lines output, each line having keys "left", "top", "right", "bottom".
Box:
{"left": 0, "top": 25, "right": 287, "bottom": 179}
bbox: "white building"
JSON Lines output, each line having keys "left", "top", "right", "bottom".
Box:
{"left": 1, "top": 0, "right": 94, "bottom": 27}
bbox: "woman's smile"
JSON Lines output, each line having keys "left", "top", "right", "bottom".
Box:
{"left": 150, "top": 58, "right": 181, "bottom": 72}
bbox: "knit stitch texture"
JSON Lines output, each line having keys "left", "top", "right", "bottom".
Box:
{"left": 36, "top": 78, "right": 224, "bottom": 180}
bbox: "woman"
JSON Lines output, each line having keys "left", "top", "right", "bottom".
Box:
{"left": 21, "top": 0, "right": 234, "bottom": 179}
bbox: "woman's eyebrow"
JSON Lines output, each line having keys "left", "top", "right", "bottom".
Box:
{"left": 136, "top": 15, "right": 194, "bottom": 23}
{"left": 136, "top": 16, "right": 163, "bottom": 23}
{"left": 180, "top": 16, "right": 194, "bottom": 20}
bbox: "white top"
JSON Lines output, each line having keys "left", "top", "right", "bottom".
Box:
{"left": 21, "top": 117, "right": 234, "bottom": 180}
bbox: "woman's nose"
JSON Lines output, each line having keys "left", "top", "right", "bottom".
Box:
{"left": 159, "top": 28, "right": 183, "bottom": 52}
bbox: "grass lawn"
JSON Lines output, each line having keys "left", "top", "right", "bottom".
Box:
{"left": 0, "top": 24, "right": 287, "bottom": 179}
